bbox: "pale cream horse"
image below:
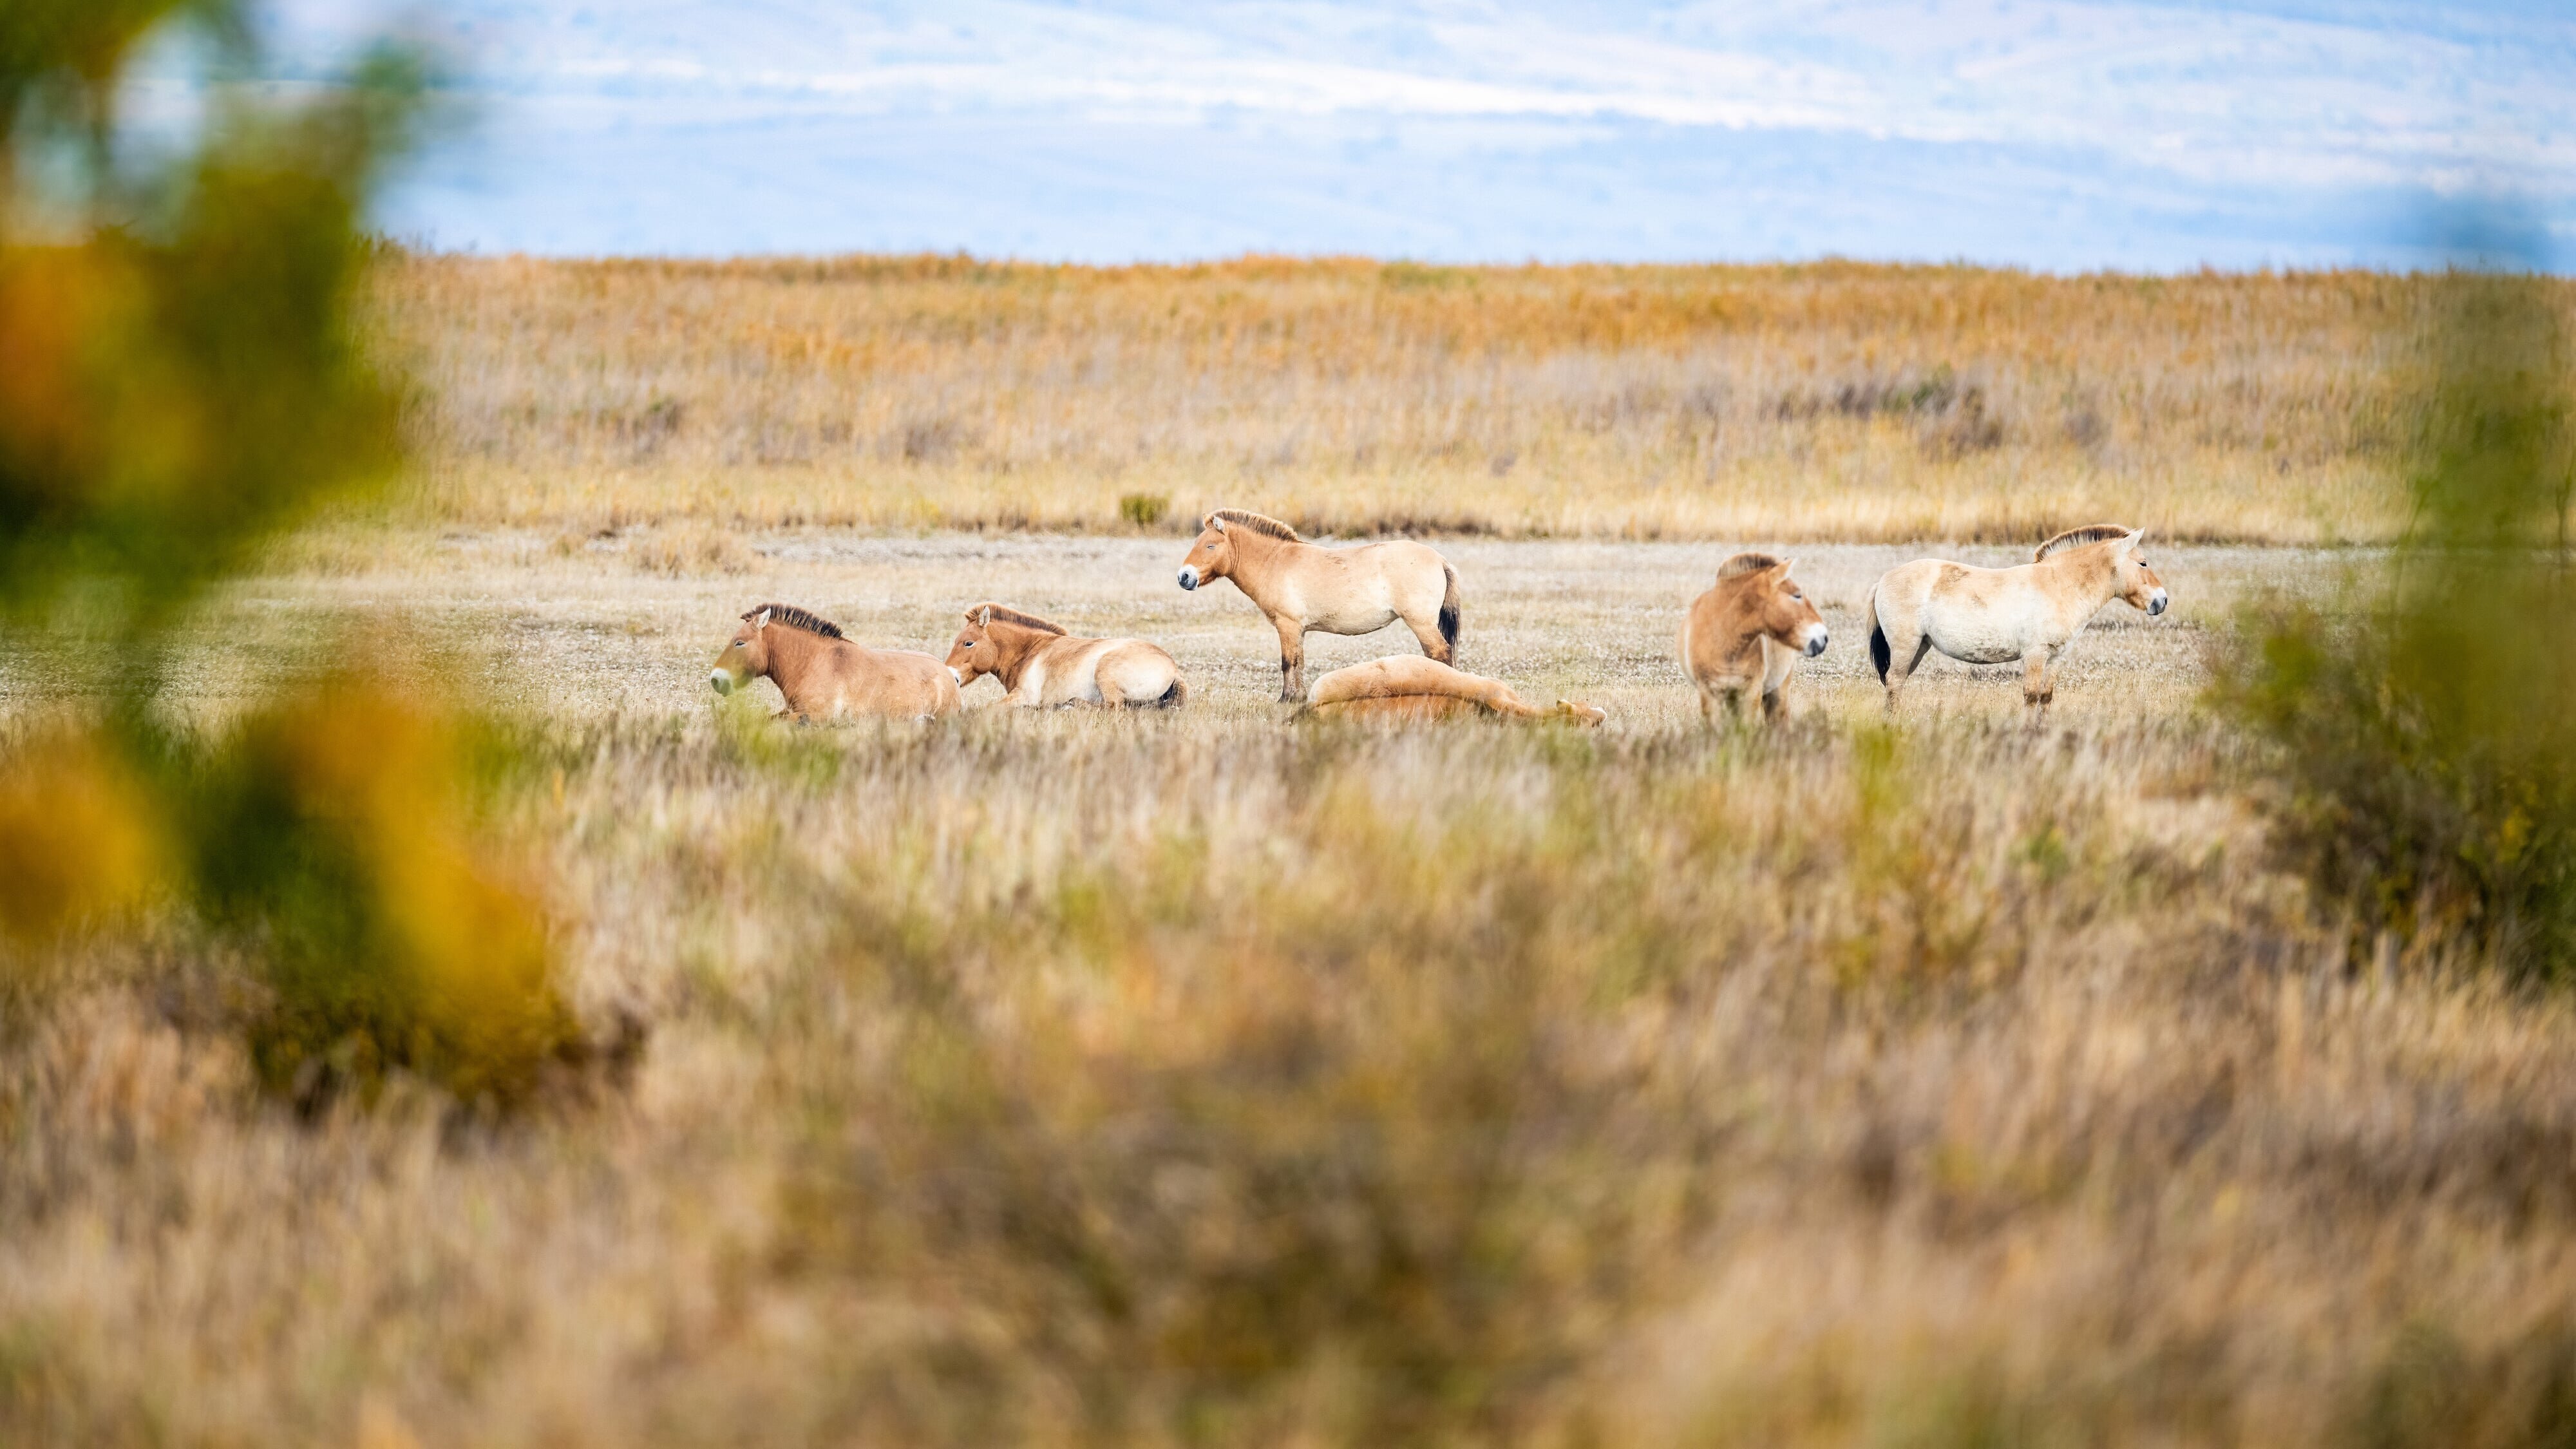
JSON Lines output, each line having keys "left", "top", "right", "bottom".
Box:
{"left": 1176, "top": 509, "right": 1461, "bottom": 702}
{"left": 1678, "top": 552, "right": 1829, "bottom": 724}
{"left": 1302, "top": 656, "right": 1605, "bottom": 725}
{"left": 944, "top": 603, "right": 1188, "bottom": 708}
{"left": 1866, "top": 526, "right": 2168, "bottom": 717}
{"left": 707, "top": 603, "right": 961, "bottom": 721}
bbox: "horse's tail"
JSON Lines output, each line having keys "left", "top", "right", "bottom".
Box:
{"left": 1155, "top": 676, "right": 1189, "bottom": 708}
{"left": 1866, "top": 587, "right": 1892, "bottom": 684}
{"left": 1438, "top": 564, "right": 1463, "bottom": 659}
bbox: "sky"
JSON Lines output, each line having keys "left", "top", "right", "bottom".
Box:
{"left": 213, "top": 0, "right": 2575, "bottom": 270}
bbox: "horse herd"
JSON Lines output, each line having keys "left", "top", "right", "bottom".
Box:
{"left": 706, "top": 509, "right": 2170, "bottom": 725}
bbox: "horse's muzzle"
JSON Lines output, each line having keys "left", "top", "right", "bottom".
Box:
{"left": 2148, "top": 590, "right": 2169, "bottom": 616}
{"left": 708, "top": 670, "right": 732, "bottom": 696}
{"left": 1177, "top": 566, "right": 1199, "bottom": 591}
{"left": 1803, "top": 625, "right": 1830, "bottom": 658}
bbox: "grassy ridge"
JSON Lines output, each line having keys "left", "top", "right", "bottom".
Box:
{"left": 383, "top": 255, "right": 2568, "bottom": 543}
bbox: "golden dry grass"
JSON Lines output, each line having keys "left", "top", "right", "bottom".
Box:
{"left": 381, "top": 255, "right": 2576, "bottom": 544}
{"left": 8, "top": 535, "right": 2576, "bottom": 1447}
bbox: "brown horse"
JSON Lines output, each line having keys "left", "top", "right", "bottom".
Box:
{"left": 1176, "top": 509, "right": 1461, "bottom": 702}
{"left": 707, "top": 603, "right": 961, "bottom": 721}
{"left": 944, "top": 604, "right": 1188, "bottom": 708}
{"left": 1302, "top": 656, "right": 1604, "bottom": 726}
{"left": 1866, "top": 525, "right": 2168, "bottom": 719}
{"left": 1678, "top": 552, "right": 1829, "bottom": 724}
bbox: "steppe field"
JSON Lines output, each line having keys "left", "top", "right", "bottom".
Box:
{"left": 6, "top": 260, "right": 2576, "bottom": 1448}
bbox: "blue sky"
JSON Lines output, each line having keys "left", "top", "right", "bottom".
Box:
{"left": 213, "top": 1, "right": 2575, "bottom": 269}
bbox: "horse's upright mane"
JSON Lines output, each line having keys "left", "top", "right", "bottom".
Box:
{"left": 972, "top": 603, "right": 1066, "bottom": 635}
{"left": 746, "top": 603, "right": 845, "bottom": 639}
{"left": 1715, "top": 551, "right": 1784, "bottom": 580}
{"left": 1211, "top": 508, "right": 1305, "bottom": 543}
{"left": 2032, "top": 525, "right": 2133, "bottom": 562}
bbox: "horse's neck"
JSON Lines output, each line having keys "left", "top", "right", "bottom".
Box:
{"left": 1230, "top": 529, "right": 1299, "bottom": 589}
{"left": 764, "top": 628, "right": 835, "bottom": 705}
{"left": 988, "top": 625, "right": 1048, "bottom": 690}
{"left": 2039, "top": 548, "right": 2119, "bottom": 613}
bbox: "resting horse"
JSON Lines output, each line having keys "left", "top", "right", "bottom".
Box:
{"left": 707, "top": 603, "right": 961, "bottom": 721}
{"left": 1866, "top": 525, "right": 2168, "bottom": 719}
{"left": 1176, "top": 509, "right": 1461, "bottom": 703}
{"left": 1302, "top": 656, "right": 1604, "bottom": 726}
{"left": 1678, "top": 552, "right": 1828, "bottom": 725}
{"left": 944, "top": 604, "right": 1188, "bottom": 708}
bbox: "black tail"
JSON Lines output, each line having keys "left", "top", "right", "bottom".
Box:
{"left": 1157, "top": 677, "right": 1189, "bottom": 708}
{"left": 1867, "top": 589, "right": 1892, "bottom": 683}
{"left": 1438, "top": 564, "right": 1463, "bottom": 659}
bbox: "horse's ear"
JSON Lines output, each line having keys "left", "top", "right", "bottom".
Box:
{"left": 978, "top": 605, "right": 993, "bottom": 628}
{"left": 1776, "top": 557, "right": 1796, "bottom": 576}
{"left": 2125, "top": 527, "right": 2147, "bottom": 551}
{"left": 1208, "top": 513, "right": 1226, "bottom": 533}
{"left": 753, "top": 609, "right": 772, "bottom": 630}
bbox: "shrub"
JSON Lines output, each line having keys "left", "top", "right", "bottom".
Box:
{"left": 1119, "top": 491, "right": 1172, "bottom": 529}
{"left": 2215, "top": 270, "right": 2576, "bottom": 978}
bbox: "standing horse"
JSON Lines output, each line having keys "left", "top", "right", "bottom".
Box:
{"left": 1866, "top": 525, "right": 2168, "bottom": 717}
{"left": 1175, "top": 509, "right": 1461, "bottom": 703}
{"left": 1302, "top": 656, "right": 1604, "bottom": 726}
{"left": 945, "top": 604, "right": 1188, "bottom": 708}
{"left": 707, "top": 603, "right": 961, "bottom": 721}
{"left": 1678, "top": 552, "right": 1828, "bottom": 725}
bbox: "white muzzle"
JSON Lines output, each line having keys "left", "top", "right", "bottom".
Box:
{"left": 708, "top": 670, "right": 732, "bottom": 695}
{"left": 1802, "top": 623, "right": 1830, "bottom": 658}
{"left": 2148, "top": 589, "right": 2169, "bottom": 616}
{"left": 1177, "top": 565, "right": 1200, "bottom": 591}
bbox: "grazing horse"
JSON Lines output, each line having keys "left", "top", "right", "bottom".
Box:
{"left": 1302, "top": 656, "right": 1605, "bottom": 726}
{"left": 1175, "top": 509, "right": 1461, "bottom": 703}
{"left": 1678, "top": 552, "right": 1828, "bottom": 724}
{"left": 944, "top": 604, "right": 1188, "bottom": 708}
{"left": 707, "top": 603, "right": 961, "bottom": 721}
{"left": 1866, "top": 525, "right": 2169, "bottom": 717}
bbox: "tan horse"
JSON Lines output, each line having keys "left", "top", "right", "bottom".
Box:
{"left": 1176, "top": 509, "right": 1461, "bottom": 702}
{"left": 1866, "top": 525, "right": 2169, "bottom": 717}
{"left": 1678, "top": 552, "right": 1828, "bottom": 724}
{"left": 1302, "top": 656, "right": 1605, "bottom": 726}
{"left": 944, "top": 604, "right": 1188, "bottom": 708}
{"left": 707, "top": 603, "right": 961, "bottom": 721}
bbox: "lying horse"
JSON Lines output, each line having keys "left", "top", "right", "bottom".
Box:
{"left": 708, "top": 603, "right": 961, "bottom": 721}
{"left": 1678, "top": 552, "right": 1828, "bottom": 724}
{"left": 1302, "top": 656, "right": 1604, "bottom": 726}
{"left": 1176, "top": 509, "right": 1461, "bottom": 703}
{"left": 945, "top": 603, "right": 1188, "bottom": 708}
{"left": 1866, "top": 525, "right": 2168, "bottom": 717}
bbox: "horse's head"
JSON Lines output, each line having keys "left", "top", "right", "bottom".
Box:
{"left": 946, "top": 606, "right": 999, "bottom": 687}
{"left": 1749, "top": 558, "right": 1830, "bottom": 658}
{"left": 2114, "top": 529, "right": 2169, "bottom": 616}
{"left": 1177, "top": 513, "right": 1238, "bottom": 591}
{"left": 708, "top": 608, "right": 773, "bottom": 695}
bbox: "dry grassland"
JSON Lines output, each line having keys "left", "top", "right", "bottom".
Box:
{"left": 383, "top": 256, "right": 2576, "bottom": 545}
{"left": 9, "top": 535, "right": 2576, "bottom": 1448}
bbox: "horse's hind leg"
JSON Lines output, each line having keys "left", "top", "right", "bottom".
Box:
{"left": 1882, "top": 633, "right": 1933, "bottom": 715}
{"left": 1401, "top": 610, "right": 1451, "bottom": 665}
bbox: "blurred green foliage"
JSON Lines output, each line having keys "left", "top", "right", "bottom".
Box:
{"left": 2217, "top": 269, "right": 2576, "bottom": 979}
{"left": 0, "top": 1, "right": 589, "bottom": 1109}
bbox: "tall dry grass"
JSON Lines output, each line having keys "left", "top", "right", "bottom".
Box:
{"left": 8, "top": 700, "right": 2576, "bottom": 1446}
{"left": 381, "top": 255, "right": 2574, "bottom": 543}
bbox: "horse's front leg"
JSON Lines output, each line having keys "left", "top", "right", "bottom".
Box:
{"left": 1273, "top": 616, "right": 1307, "bottom": 703}
{"left": 2020, "top": 647, "right": 2054, "bottom": 723}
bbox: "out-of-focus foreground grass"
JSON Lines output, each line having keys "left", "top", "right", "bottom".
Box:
{"left": 384, "top": 252, "right": 2576, "bottom": 544}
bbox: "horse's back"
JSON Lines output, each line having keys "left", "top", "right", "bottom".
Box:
{"left": 829, "top": 643, "right": 960, "bottom": 718}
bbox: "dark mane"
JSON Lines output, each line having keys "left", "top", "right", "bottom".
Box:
{"left": 2033, "top": 524, "right": 2134, "bottom": 562}
{"left": 971, "top": 603, "right": 1066, "bottom": 635}
{"left": 1211, "top": 508, "right": 1305, "bottom": 543}
{"left": 745, "top": 603, "right": 844, "bottom": 639}
{"left": 1715, "top": 551, "right": 1784, "bottom": 580}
